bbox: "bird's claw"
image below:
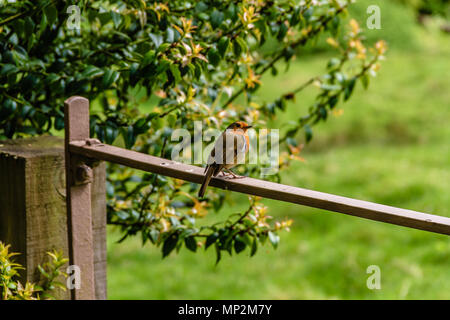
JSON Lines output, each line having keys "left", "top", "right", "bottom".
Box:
{"left": 220, "top": 171, "right": 245, "bottom": 179}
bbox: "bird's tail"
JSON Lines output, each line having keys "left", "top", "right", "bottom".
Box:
{"left": 198, "top": 165, "right": 215, "bottom": 198}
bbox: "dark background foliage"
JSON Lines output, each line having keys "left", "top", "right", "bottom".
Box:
{"left": 0, "top": 0, "right": 386, "bottom": 260}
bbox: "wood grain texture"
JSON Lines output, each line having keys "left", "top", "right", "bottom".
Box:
{"left": 0, "top": 136, "right": 107, "bottom": 300}
{"left": 69, "top": 141, "right": 450, "bottom": 236}
{"left": 64, "top": 96, "right": 95, "bottom": 300}
{"left": 0, "top": 137, "right": 70, "bottom": 299}
{"left": 91, "top": 161, "right": 107, "bottom": 300}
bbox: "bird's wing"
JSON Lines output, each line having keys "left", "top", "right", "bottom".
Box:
{"left": 222, "top": 131, "right": 246, "bottom": 165}
{"left": 207, "top": 131, "right": 247, "bottom": 167}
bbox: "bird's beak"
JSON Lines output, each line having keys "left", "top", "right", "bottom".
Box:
{"left": 245, "top": 125, "right": 253, "bottom": 129}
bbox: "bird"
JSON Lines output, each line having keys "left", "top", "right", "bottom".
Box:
{"left": 198, "top": 121, "right": 252, "bottom": 198}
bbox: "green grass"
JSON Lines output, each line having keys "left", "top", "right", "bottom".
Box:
{"left": 107, "top": 2, "right": 450, "bottom": 299}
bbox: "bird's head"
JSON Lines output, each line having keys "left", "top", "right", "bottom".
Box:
{"left": 227, "top": 121, "right": 252, "bottom": 132}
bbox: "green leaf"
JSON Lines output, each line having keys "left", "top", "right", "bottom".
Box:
{"left": 210, "top": 10, "right": 224, "bottom": 29}
{"left": 361, "top": 74, "right": 370, "bottom": 89}
{"left": 11, "top": 20, "right": 24, "bottom": 37}
{"left": 121, "top": 125, "right": 136, "bottom": 149}
{"left": 3, "top": 99, "right": 17, "bottom": 116}
{"left": 111, "top": 11, "right": 122, "bottom": 28}
{"left": 195, "top": 1, "right": 208, "bottom": 13}
{"left": 344, "top": 77, "right": 357, "bottom": 101}
{"left": 156, "top": 59, "right": 171, "bottom": 74}
{"left": 166, "top": 27, "right": 175, "bottom": 43}
{"left": 290, "top": 7, "right": 301, "bottom": 27}
{"left": 234, "top": 236, "right": 246, "bottom": 254}
{"left": 233, "top": 38, "right": 243, "bottom": 57}
{"left": 102, "top": 69, "right": 120, "bottom": 88}
{"left": 105, "top": 126, "right": 118, "bottom": 144}
{"left": 20, "top": 104, "right": 33, "bottom": 117}
{"left": 250, "top": 237, "right": 258, "bottom": 257}
{"left": 277, "top": 22, "right": 288, "bottom": 41}
{"left": 134, "top": 117, "right": 151, "bottom": 134}
{"left": 207, "top": 48, "right": 220, "bottom": 67}
{"left": 37, "top": 265, "right": 50, "bottom": 278}
{"left": 271, "top": 66, "right": 278, "bottom": 76}
{"left": 149, "top": 33, "right": 163, "bottom": 48}
{"left": 331, "top": 16, "right": 340, "bottom": 37}
{"left": 149, "top": 229, "right": 159, "bottom": 244}
{"left": 328, "top": 95, "right": 339, "bottom": 109}
{"left": 162, "top": 233, "right": 179, "bottom": 258}
{"left": 218, "top": 36, "right": 230, "bottom": 58}
{"left": 184, "top": 236, "right": 197, "bottom": 252}
{"left": 43, "top": 4, "right": 58, "bottom": 26}
{"left": 235, "top": 37, "right": 247, "bottom": 55}
{"left": 169, "top": 63, "right": 181, "bottom": 82}
{"left": 226, "top": 3, "right": 238, "bottom": 22}
{"left": 215, "top": 243, "right": 221, "bottom": 265}
{"left": 54, "top": 116, "right": 64, "bottom": 130}
{"left": 38, "top": 12, "right": 47, "bottom": 38}
{"left": 304, "top": 124, "right": 313, "bottom": 143}
{"left": 158, "top": 44, "right": 170, "bottom": 54}
{"left": 327, "top": 58, "right": 340, "bottom": 70}
{"left": 205, "top": 232, "right": 219, "bottom": 250}
{"left": 142, "top": 50, "right": 156, "bottom": 67}
{"left": 52, "top": 281, "right": 67, "bottom": 291}
{"left": 268, "top": 231, "right": 280, "bottom": 249}
{"left": 46, "top": 73, "right": 60, "bottom": 84}
{"left": 275, "top": 98, "right": 286, "bottom": 111}
{"left": 1, "top": 64, "right": 18, "bottom": 76}
{"left": 82, "top": 65, "right": 104, "bottom": 79}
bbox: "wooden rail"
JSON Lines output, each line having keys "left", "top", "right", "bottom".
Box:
{"left": 69, "top": 140, "right": 450, "bottom": 236}
{"left": 64, "top": 96, "right": 450, "bottom": 299}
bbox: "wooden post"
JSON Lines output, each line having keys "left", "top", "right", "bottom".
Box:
{"left": 0, "top": 136, "right": 107, "bottom": 299}
{"left": 64, "top": 96, "right": 96, "bottom": 300}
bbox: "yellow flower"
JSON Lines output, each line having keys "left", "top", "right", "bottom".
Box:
{"left": 238, "top": 6, "right": 258, "bottom": 29}
{"left": 248, "top": 107, "right": 260, "bottom": 121}
{"left": 375, "top": 40, "right": 387, "bottom": 55}
{"left": 217, "top": 110, "right": 228, "bottom": 119}
{"left": 349, "top": 19, "right": 360, "bottom": 35}
{"left": 159, "top": 218, "right": 171, "bottom": 232}
{"left": 173, "top": 18, "right": 197, "bottom": 39}
{"left": 371, "top": 63, "right": 381, "bottom": 72}
{"left": 173, "top": 178, "right": 185, "bottom": 188}
{"left": 332, "top": 108, "right": 344, "bottom": 117}
{"left": 326, "top": 37, "right": 339, "bottom": 48}
{"left": 354, "top": 39, "right": 366, "bottom": 59}
{"left": 244, "top": 67, "right": 261, "bottom": 89}
{"left": 190, "top": 199, "right": 208, "bottom": 217}
{"left": 152, "top": 2, "right": 169, "bottom": 21}
{"left": 287, "top": 143, "right": 305, "bottom": 162}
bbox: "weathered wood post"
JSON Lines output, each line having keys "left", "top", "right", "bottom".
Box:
{"left": 64, "top": 96, "right": 97, "bottom": 300}
{"left": 0, "top": 136, "right": 107, "bottom": 299}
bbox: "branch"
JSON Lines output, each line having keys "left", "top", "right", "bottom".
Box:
{"left": 220, "top": 4, "right": 349, "bottom": 109}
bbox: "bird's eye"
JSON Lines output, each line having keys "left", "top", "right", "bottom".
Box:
{"left": 236, "top": 123, "right": 241, "bottom": 128}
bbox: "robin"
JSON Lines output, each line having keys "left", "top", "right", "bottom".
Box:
{"left": 198, "top": 121, "right": 252, "bottom": 198}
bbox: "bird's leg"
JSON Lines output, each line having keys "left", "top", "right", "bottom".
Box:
{"left": 218, "top": 171, "right": 228, "bottom": 177}
{"left": 224, "top": 168, "right": 244, "bottom": 179}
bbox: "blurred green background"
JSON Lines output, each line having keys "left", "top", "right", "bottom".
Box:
{"left": 107, "top": 0, "right": 450, "bottom": 299}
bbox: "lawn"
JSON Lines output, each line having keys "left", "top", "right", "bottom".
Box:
{"left": 107, "top": 1, "right": 450, "bottom": 299}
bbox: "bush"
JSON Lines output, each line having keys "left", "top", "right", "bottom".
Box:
{"left": 0, "top": 242, "right": 68, "bottom": 300}
{"left": 0, "top": 0, "right": 385, "bottom": 260}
